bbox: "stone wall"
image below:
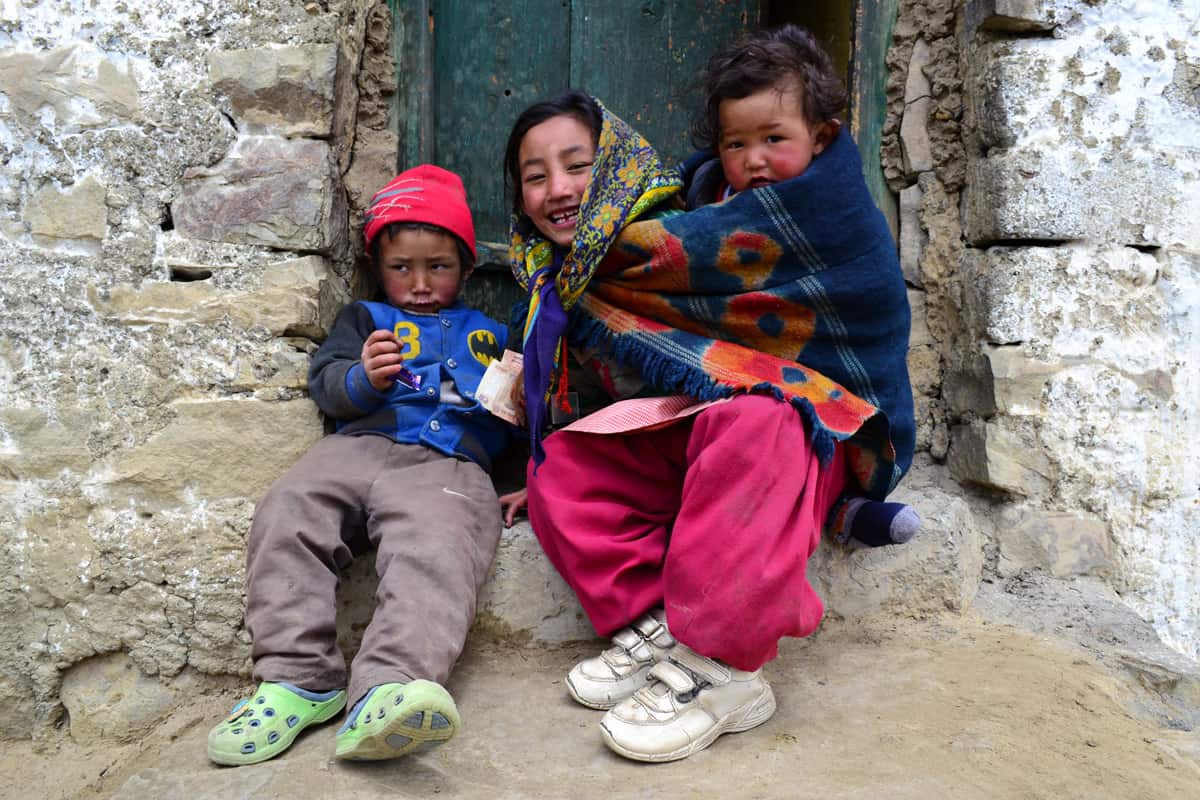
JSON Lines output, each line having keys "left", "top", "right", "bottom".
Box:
{"left": 1, "top": 0, "right": 1196, "bottom": 746}
{"left": 0, "top": 0, "right": 398, "bottom": 741}
{"left": 883, "top": 0, "right": 1199, "bottom": 659}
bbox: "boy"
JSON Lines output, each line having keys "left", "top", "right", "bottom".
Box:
{"left": 207, "top": 165, "right": 512, "bottom": 765}
{"left": 684, "top": 24, "right": 920, "bottom": 549}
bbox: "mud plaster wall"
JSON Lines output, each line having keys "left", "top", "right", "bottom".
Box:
{"left": 0, "top": 0, "right": 398, "bottom": 741}
{"left": 0, "top": 0, "right": 1196, "bottom": 746}
{"left": 882, "top": 0, "right": 1199, "bottom": 661}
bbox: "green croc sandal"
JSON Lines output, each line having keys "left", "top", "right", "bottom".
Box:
{"left": 335, "top": 680, "right": 461, "bottom": 761}
{"left": 208, "top": 682, "right": 347, "bottom": 766}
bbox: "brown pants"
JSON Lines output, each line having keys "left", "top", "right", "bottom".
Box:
{"left": 245, "top": 434, "right": 501, "bottom": 705}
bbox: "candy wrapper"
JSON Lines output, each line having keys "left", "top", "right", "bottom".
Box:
{"left": 393, "top": 364, "right": 421, "bottom": 391}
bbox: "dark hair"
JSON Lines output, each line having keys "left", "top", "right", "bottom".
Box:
{"left": 503, "top": 89, "right": 603, "bottom": 215}
{"left": 693, "top": 24, "right": 848, "bottom": 151}
{"left": 369, "top": 221, "right": 474, "bottom": 271}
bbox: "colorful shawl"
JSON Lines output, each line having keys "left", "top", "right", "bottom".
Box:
{"left": 511, "top": 102, "right": 914, "bottom": 499}
{"left": 510, "top": 102, "right": 682, "bottom": 461}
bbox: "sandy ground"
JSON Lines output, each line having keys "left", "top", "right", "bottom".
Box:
{"left": 3, "top": 610, "right": 1198, "bottom": 800}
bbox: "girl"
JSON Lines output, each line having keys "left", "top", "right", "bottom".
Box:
{"left": 500, "top": 89, "right": 912, "bottom": 763}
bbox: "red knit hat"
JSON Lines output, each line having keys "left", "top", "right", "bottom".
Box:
{"left": 363, "top": 164, "right": 476, "bottom": 259}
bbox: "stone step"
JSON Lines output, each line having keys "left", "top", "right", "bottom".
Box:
{"left": 335, "top": 485, "right": 983, "bottom": 652}
{"left": 42, "top": 610, "right": 1200, "bottom": 800}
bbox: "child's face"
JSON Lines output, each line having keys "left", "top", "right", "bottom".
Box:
{"left": 717, "top": 85, "right": 839, "bottom": 193}
{"left": 517, "top": 113, "right": 597, "bottom": 248}
{"left": 377, "top": 227, "right": 470, "bottom": 314}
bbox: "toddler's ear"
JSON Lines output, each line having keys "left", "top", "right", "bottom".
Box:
{"left": 812, "top": 119, "right": 842, "bottom": 155}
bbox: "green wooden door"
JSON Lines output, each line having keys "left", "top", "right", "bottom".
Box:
{"left": 395, "top": 0, "right": 764, "bottom": 259}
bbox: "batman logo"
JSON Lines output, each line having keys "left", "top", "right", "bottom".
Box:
{"left": 468, "top": 329, "right": 500, "bottom": 366}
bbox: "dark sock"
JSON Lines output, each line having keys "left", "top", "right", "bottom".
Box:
{"left": 831, "top": 497, "right": 921, "bottom": 547}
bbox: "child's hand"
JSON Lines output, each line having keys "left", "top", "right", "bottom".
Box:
{"left": 498, "top": 488, "right": 528, "bottom": 527}
{"left": 361, "top": 329, "right": 407, "bottom": 392}
{"left": 508, "top": 375, "right": 527, "bottom": 426}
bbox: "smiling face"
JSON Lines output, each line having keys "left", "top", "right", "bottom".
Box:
{"left": 377, "top": 226, "right": 470, "bottom": 314}
{"left": 517, "top": 114, "right": 597, "bottom": 248}
{"left": 717, "top": 83, "right": 839, "bottom": 193}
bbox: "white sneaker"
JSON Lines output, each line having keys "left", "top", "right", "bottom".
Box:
{"left": 598, "top": 643, "right": 776, "bottom": 762}
{"left": 566, "top": 609, "right": 676, "bottom": 710}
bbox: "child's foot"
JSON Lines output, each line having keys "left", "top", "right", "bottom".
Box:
{"left": 833, "top": 497, "right": 922, "bottom": 547}
{"left": 566, "top": 608, "right": 676, "bottom": 710}
{"left": 334, "top": 680, "right": 460, "bottom": 761}
{"left": 599, "top": 643, "right": 775, "bottom": 762}
{"left": 207, "top": 682, "right": 346, "bottom": 766}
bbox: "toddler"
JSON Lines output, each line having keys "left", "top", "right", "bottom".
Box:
{"left": 207, "top": 165, "right": 512, "bottom": 765}
{"left": 685, "top": 24, "right": 920, "bottom": 549}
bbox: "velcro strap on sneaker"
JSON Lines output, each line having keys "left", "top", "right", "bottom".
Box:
{"left": 648, "top": 660, "right": 696, "bottom": 694}
{"left": 612, "top": 627, "right": 642, "bottom": 651}
{"left": 630, "top": 613, "right": 665, "bottom": 641}
{"left": 669, "top": 644, "right": 731, "bottom": 685}
{"left": 632, "top": 613, "right": 676, "bottom": 648}
{"left": 610, "top": 627, "right": 654, "bottom": 663}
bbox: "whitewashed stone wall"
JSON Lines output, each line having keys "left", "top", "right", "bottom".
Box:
{"left": 0, "top": 0, "right": 398, "bottom": 741}
{"left": 885, "top": 0, "right": 1199, "bottom": 660}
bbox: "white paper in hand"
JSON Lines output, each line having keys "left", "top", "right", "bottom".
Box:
{"left": 476, "top": 350, "right": 524, "bottom": 425}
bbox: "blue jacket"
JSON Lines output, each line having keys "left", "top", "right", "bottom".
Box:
{"left": 308, "top": 300, "right": 512, "bottom": 470}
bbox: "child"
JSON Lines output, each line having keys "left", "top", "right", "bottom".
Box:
{"left": 207, "top": 164, "right": 513, "bottom": 765}
{"left": 685, "top": 24, "right": 920, "bottom": 549}
{"left": 504, "top": 72, "right": 912, "bottom": 761}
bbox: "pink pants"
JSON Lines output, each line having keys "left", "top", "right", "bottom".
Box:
{"left": 527, "top": 394, "right": 847, "bottom": 671}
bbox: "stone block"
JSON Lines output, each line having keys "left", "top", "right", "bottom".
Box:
{"left": 907, "top": 345, "right": 941, "bottom": 398}
{"left": 208, "top": 44, "right": 338, "bottom": 138}
{"left": 109, "top": 398, "right": 322, "bottom": 502}
{"left": 964, "top": 147, "right": 1195, "bottom": 248}
{"left": 964, "top": 0, "right": 1059, "bottom": 34}
{"left": 970, "top": 42, "right": 1052, "bottom": 151}
{"left": 60, "top": 653, "right": 207, "bottom": 744}
{"left": 0, "top": 405, "right": 103, "bottom": 480}
{"left": 964, "top": 151, "right": 1086, "bottom": 244}
{"left": 26, "top": 175, "right": 107, "bottom": 243}
{"left": 900, "top": 39, "right": 934, "bottom": 177}
{"left": 986, "top": 346, "right": 1061, "bottom": 415}
{"left": 230, "top": 338, "right": 317, "bottom": 393}
{"left": 92, "top": 256, "right": 342, "bottom": 338}
{"left": 948, "top": 419, "right": 1051, "bottom": 495}
{"left": 899, "top": 184, "right": 925, "bottom": 287}
{"left": 476, "top": 522, "right": 593, "bottom": 643}
{"left": 961, "top": 244, "right": 1167, "bottom": 359}
{"left": 960, "top": 245, "right": 1060, "bottom": 345}
{"left": 343, "top": 131, "right": 401, "bottom": 219}
{"left": 944, "top": 346, "right": 1059, "bottom": 418}
{"left": 943, "top": 352, "right": 999, "bottom": 418}
{"left": 342, "top": 492, "right": 987, "bottom": 645}
{"left": 0, "top": 44, "right": 140, "bottom": 128}
{"left": 996, "top": 508, "right": 1112, "bottom": 578}
{"left": 0, "top": 673, "right": 34, "bottom": 741}
{"left": 173, "top": 136, "right": 346, "bottom": 253}
{"left": 907, "top": 288, "right": 932, "bottom": 348}
{"left": 811, "top": 486, "right": 983, "bottom": 618}
{"left": 962, "top": 18, "right": 1200, "bottom": 248}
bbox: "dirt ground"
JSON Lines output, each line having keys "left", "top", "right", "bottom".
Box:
{"left": 3, "top": 607, "right": 1198, "bottom": 800}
